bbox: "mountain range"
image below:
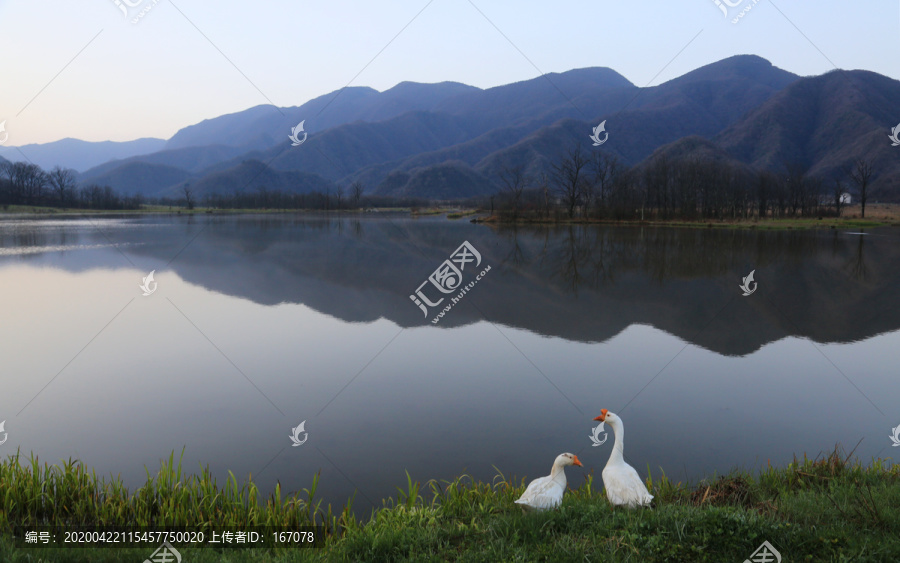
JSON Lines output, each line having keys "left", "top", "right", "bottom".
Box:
{"left": 6, "top": 56, "right": 900, "bottom": 201}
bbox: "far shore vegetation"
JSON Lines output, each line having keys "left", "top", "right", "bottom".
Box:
{"left": 0, "top": 446, "right": 898, "bottom": 561}
{"left": 481, "top": 148, "right": 897, "bottom": 229}
{"left": 2, "top": 153, "right": 898, "bottom": 230}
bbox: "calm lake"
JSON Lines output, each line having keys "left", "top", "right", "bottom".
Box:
{"left": 1, "top": 214, "right": 898, "bottom": 514}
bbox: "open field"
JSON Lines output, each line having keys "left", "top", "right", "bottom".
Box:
{"left": 1, "top": 447, "right": 897, "bottom": 562}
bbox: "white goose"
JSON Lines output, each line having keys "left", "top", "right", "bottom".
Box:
{"left": 594, "top": 409, "right": 653, "bottom": 507}
{"left": 514, "top": 453, "right": 582, "bottom": 510}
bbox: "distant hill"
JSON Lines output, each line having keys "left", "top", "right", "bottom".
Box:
{"left": 0, "top": 137, "right": 164, "bottom": 172}
{"left": 80, "top": 144, "right": 248, "bottom": 179}
{"left": 433, "top": 67, "right": 635, "bottom": 128}
{"left": 80, "top": 81, "right": 482, "bottom": 195}
{"left": 161, "top": 159, "right": 333, "bottom": 198}
{"left": 165, "top": 104, "right": 284, "bottom": 151}
{"left": 469, "top": 56, "right": 798, "bottom": 176}
{"left": 84, "top": 161, "right": 192, "bottom": 196}
{"left": 165, "top": 81, "right": 480, "bottom": 152}
{"left": 370, "top": 56, "right": 799, "bottom": 199}
{"left": 173, "top": 67, "right": 635, "bottom": 186}
{"left": 262, "top": 111, "right": 486, "bottom": 180}
{"left": 373, "top": 161, "right": 495, "bottom": 199}
{"left": 640, "top": 135, "right": 745, "bottom": 166}
{"left": 715, "top": 69, "right": 900, "bottom": 196}
{"left": 86, "top": 66, "right": 635, "bottom": 198}
{"left": 637, "top": 68, "right": 900, "bottom": 199}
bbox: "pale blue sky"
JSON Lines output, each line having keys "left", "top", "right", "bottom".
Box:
{"left": 1, "top": 0, "right": 898, "bottom": 145}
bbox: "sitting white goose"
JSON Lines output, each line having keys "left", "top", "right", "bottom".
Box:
{"left": 594, "top": 409, "right": 654, "bottom": 507}
{"left": 514, "top": 453, "right": 582, "bottom": 510}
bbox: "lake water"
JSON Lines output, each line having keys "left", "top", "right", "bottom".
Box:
{"left": 1, "top": 214, "right": 898, "bottom": 514}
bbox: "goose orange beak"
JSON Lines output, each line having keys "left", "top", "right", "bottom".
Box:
{"left": 593, "top": 408, "right": 608, "bottom": 422}
{"left": 572, "top": 455, "right": 583, "bottom": 467}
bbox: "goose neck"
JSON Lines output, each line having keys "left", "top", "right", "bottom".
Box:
{"left": 549, "top": 462, "right": 568, "bottom": 485}
{"left": 608, "top": 421, "right": 625, "bottom": 465}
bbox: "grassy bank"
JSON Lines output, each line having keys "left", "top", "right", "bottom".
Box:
{"left": 476, "top": 203, "right": 900, "bottom": 230}
{"left": 1, "top": 447, "right": 898, "bottom": 561}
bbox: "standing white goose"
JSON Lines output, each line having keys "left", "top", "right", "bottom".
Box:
{"left": 594, "top": 409, "right": 654, "bottom": 507}
{"left": 514, "top": 453, "right": 582, "bottom": 510}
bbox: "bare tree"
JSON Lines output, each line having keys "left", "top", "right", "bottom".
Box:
{"left": 47, "top": 166, "right": 78, "bottom": 207}
{"left": 350, "top": 181, "right": 364, "bottom": 208}
{"left": 831, "top": 178, "right": 845, "bottom": 217}
{"left": 2, "top": 162, "right": 46, "bottom": 205}
{"left": 755, "top": 170, "right": 777, "bottom": 219}
{"left": 590, "top": 152, "right": 620, "bottom": 218}
{"left": 0, "top": 161, "right": 19, "bottom": 203}
{"left": 551, "top": 145, "right": 589, "bottom": 219}
{"left": 643, "top": 157, "right": 671, "bottom": 219}
{"left": 538, "top": 172, "right": 550, "bottom": 220}
{"left": 22, "top": 163, "right": 46, "bottom": 205}
{"left": 783, "top": 162, "right": 806, "bottom": 217}
{"left": 848, "top": 157, "right": 873, "bottom": 218}
{"left": 182, "top": 184, "right": 195, "bottom": 210}
{"left": 498, "top": 164, "right": 528, "bottom": 220}
{"left": 336, "top": 185, "right": 344, "bottom": 210}
{"left": 256, "top": 185, "right": 269, "bottom": 209}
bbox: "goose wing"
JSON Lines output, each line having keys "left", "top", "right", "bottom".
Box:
{"left": 602, "top": 462, "right": 654, "bottom": 507}
{"left": 514, "top": 475, "right": 564, "bottom": 510}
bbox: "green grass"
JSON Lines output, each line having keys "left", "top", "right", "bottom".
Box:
{"left": 1, "top": 447, "right": 898, "bottom": 561}
{"left": 410, "top": 208, "right": 446, "bottom": 216}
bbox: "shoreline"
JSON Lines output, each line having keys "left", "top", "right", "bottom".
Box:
{"left": 3, "top": 203, "right": 899, "bottom": 231}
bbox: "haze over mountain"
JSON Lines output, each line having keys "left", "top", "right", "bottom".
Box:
{"left": 0, "top": 137, "right": 165, "bottom": 172}
{"left": 20, "top": 55, "right": 900, "bottom": 201}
